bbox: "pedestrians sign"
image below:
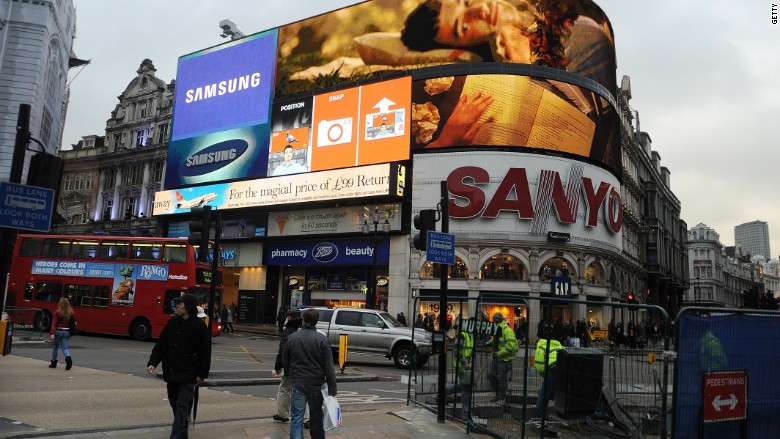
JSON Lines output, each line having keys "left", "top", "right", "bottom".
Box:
{"left": 0, "top": 182, "right": 54, "bottom": 232}
{"left": 703, "top": 370, "right": 747, "bottom": 423}
{"left": 426, "top": 231, "right": 455, "bottom": 265}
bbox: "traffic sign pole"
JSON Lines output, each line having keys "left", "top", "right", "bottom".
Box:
{"left": 437, "top": 180, "right": 449, "bottom": 423}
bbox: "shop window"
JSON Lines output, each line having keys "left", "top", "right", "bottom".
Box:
{"left": 538, "top": 257, "right": 573, "bottom": 281}
{"left": 584, "top": 262, "right": 605, "bottom": 285}
{"left": 420, "top": 256, "right": 469, "bottom": 279}
{"left": 479, "top": 254, "right": 526, "bottom": 280}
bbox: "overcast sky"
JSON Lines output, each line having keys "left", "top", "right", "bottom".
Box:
{"left": 65, "top": 0, "right": 780, "bottom": 258}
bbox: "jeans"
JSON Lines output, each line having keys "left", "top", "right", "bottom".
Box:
{"left": 488, "top": 359, "right": 512, "bottom": 398}
{"left": 535, "top": 368, "right": 557, "bottom": 418}
{"left": 51, "top": 329, "right": 70, "bottom": 361}
{"left": 445, "top": 382, "right": 472, "bottom": 417}
{"left": 166, "top": 382, "right": 196, "bottom": 439}
{"left": 291, "top": 383, "right": 324, "bottom": 439}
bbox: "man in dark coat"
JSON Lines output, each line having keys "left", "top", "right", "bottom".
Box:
{"left": 147, "top": 294, "right": 211, "bottom": 439}
{"left": 277, "top": 306, "right": 288, "bottom": 333}
{"left": 272, "top": 308, "right": 303, "bottom": 423}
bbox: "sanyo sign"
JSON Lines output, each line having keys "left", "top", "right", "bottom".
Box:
{"left": 412, "top": 152, "right": 623, "bottom": 250}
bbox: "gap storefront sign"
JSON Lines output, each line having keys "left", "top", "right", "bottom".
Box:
{"left": 267, "top": 238, "right": 389, "bottom": 266}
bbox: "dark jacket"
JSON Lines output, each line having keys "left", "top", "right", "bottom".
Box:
{"left": 273, "top": 316, "right": 303, "bottom": 373}
{"left": 282, "top": 323, "right": 337, "bottom": 392}
{"left": 147, "top": 315, "right": 211, "bottom": 383}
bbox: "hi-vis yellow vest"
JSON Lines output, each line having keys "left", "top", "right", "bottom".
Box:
{"left": 534, "top": 338, "right": 563, "bottom": 376}
{"left": 454, "top": 332, "right": 473, "bottom": 369}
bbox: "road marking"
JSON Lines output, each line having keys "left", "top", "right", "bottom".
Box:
{"left": 240, "top": 344, "right": 264, "bottom": 363}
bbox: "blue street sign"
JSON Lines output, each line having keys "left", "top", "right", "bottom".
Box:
{"left": 426, "top": 231, "right": 455, "bottom": 265}
{"left": 0, "top": 182, "right": 54, "bottom": 232}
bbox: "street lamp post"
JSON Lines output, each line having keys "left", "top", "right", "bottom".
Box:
{"left": 362, "top": 207, "right": 390, "bottom": 310}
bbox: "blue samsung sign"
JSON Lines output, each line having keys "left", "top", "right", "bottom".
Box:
{"left": 267, "top": 238, "right": 389, "bottom": 265}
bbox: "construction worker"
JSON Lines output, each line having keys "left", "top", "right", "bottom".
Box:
{"left": 487, "top": 311, "right": 518, "bottom": 404}
{"left": 446, "top": 319, "right": 474, "bottom": 419}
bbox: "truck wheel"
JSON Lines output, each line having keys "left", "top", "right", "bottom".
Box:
{"left": 131, "top": 318, "right": 152, "bottom": 341}
{"left": 393, "top": 344, "right": 414, "bottom": 368}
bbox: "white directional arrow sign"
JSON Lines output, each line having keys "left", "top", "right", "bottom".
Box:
{"left": 712, "top": 394, "right": 738, "bottom": 411}
{"left": 373, "top": 97, "right": 396, "bottom": 114}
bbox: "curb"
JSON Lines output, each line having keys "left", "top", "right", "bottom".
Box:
{"left": 203, "top": 373, "right": 379, "bottom": 387}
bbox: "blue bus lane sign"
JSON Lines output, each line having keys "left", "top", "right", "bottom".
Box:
{"left": 0, "top": 182, "right": 54, "bottom": 232}
{"left": 426, "top": 231, "right": 455, "bottom": 265}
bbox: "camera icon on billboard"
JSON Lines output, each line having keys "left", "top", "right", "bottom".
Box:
{"left": 317, "top": 118, "right": 353, "bottom": 147}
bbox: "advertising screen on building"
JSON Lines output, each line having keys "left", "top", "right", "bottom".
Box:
{"left": 165, "top": 30, "right": 278, "bottom": 188}
{"left": 276, "top": 0, "right": 615, "bottom": 96}
{"left": 411, "top": 74, "right": 619, "bottom": 172}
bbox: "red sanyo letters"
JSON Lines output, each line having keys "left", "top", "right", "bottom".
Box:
{"left": 447, "top": 166, "right": 622, "bottom": 233}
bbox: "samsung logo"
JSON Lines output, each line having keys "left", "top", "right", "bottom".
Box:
{"left": 312, "top": 242, "right": 338, "bottom": 263}
{"left": 180, "top": 139, "right": 249, "bottom": 176}
{"left": 185, "top": 72, "right": 261, "bottom": 103}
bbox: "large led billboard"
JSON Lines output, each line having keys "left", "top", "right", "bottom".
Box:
{"left": 276, "top": 0, "right": 615, "bottom": 96}
{"left": 410, "top": 74, "right": 619, "bottom": 173}
{"left": 165, "top": 30, "right": 278, "bottom": 188}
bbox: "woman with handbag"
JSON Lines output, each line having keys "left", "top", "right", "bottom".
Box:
{"left": 49, "top": 297, "right": 77, "bottom": 370}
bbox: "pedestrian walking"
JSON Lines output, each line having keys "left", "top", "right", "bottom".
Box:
{"left": 226, "top": 306, "right": 235, "bottom": 333}
{"left": 221, "top": 304, "right": 230, "bottom": 333}
{"left": 49, "top": 297, "right": 77, "bottom": 370}
{"left": 282, "top": 308, "right": 337, "bottom": 439}
{"left": 277, "top": 306, "right": 288, "bottom": 333}
{"left": 147, "top": 293, "right": 211, "bottom": 439}
{"left": 272, "top": 308, "right": 303, "bottom": 423}
{"left": 396, "top": 312, "right": 407, "bottom": 326}
{"left": 487, "top": 311, "right": 518, "bottom": 404}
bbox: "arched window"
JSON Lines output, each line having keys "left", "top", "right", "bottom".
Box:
{"left": 584, "top": 262, "right": 605, "bottom": 285}
{"left": 420, "top": 256, "right": 469, "bottom": 279}
{"left": 538, "top": 257, "right": 573, "bottom": 281}
{"left": 479, "top": 253, "right": 526, "bottom": 280}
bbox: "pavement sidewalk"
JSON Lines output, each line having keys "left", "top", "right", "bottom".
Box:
{"left": 1, "top": 327, "right": 489, "bottom": 439}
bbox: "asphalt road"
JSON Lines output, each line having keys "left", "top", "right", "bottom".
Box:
{"left": 8, "top": 330, "right": 412, "bottom": 405}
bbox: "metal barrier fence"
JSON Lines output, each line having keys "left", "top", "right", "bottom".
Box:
{"left": 407, "top": 295, "right": 672, "bottom": 439}
{"left": 2, "top": 306, "right": 47, "bottom": 340}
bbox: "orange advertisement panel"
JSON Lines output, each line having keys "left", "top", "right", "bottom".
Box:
{"left": 268, "top": 126, "right": 311, "bottom": 176}
{"left": 270, "top": 126, "right": 310, "bottom": 153}
{"left": 358, "top": 76, "right": 411, "bottom": 166}
{"left": 275, "top": 0, "right": 616, "bottom": 97}
{"left": 311, "top": 88, "right": 360, "bottom": 171}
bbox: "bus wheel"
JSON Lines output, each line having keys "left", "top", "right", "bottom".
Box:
{"left": 35, "top": 311, "right": 52, "bottom": 333}
{"left": 131, "top": 319, "right": 152, "bottom": 341}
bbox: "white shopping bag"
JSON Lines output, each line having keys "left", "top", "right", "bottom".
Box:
{"left": 321, "top": 387, "right": 342, "bottom": 431}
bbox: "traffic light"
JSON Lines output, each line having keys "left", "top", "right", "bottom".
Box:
{"left": 188, "top": 206, "right": 212, "bottom": 262}
{"left": 626, "top": 293, "right": 637, "bottom": 304}
{"left": 413, "top": 209, "right": 437, "bottom": 251}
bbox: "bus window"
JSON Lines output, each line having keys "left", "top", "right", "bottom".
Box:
{"left": 162, "top": 243, "right": 187, "bottom": 263}
{"left": 99, "top": 240, "right": 130, "bottom": 260}
{"left": 42, "top": 239, "right": 71, "bottom": 258}
{"left": 93, "top": 286, "right": 110, "bottom": 309}
{"left": 164, "top": 290, "right": 188, "bottom": 313}
{"left": 35, "top": 282, "right": 62, "bottom": 302}
{"left": 132, "top": 241, "right": 162, "bottom": 261}
{"left": 65, "top": 284, "right": 92, "bottom": 308}
{"left": 24, "top": 282, "right": 34, "bottom": 301}
{"left": 19, "top": 237, "right": 43, "bottom": 257}
{"left": 70, "top": 240, "right": 99, "bottom": 259}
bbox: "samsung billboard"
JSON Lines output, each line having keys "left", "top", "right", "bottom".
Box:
{"left": 165, "top": 30, "right": 278, "bottom": 188}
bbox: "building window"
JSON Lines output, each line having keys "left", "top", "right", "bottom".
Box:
{"left": 113, "top": 133, "right": 122, "bottom": 149}
{"left": 152, "top": 161, "right": 164, "bottom": 182}
{"left": 420, "top": 256, "right": 469, "bottom": 279}
{"left": 156, "top": 123, "right": 169, "bottom": 144}
{"left": 40, "top": 107, "right": 53, "bottom": 147}
{"left": 538, "top": 257, "right": 572, "bottom": 281}
{"left": 125, "top": 165, "right": 141, "bottom": 185}
{"left": 479, "top": 253, "right": 526, "bottom": 280}
{"left": 106, "top": 169, "right": 116, "bottom": 189}
{"left": 135, "top": 129, "right": 146, "bottom": 147}
{"left": 63, "top": 174, "right": 73, "bottom": 191}
{"left": 584, "top": 262, "right": 605, "bottom": 285}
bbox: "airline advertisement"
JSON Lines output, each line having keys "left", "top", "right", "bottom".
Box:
{"left": 276, "top": 0, "right": 616, "bottom": 97}
{"left": 165, "top": 30, "right": 278, "bottom": 188}
{"left": 413, "top": 152, "right": 623, "bottom": 251}
{"left": 411, "top": 74, "right": 619, "bottom": 174}
{"left": 152, "top": 163, "right": 402, "bottom": 215}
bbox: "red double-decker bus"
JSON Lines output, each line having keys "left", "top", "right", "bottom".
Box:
{"left": 4, "top": 234, "right": 223, "bottom": 341}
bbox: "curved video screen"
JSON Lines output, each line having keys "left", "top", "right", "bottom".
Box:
{"left": 410, "top": 74, "right": 619, "bottom": 173}
{"left": 276, "top": 0, "right": 616, "bottom": 97}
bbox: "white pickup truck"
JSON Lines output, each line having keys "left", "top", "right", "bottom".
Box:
{"left": 305, "top": 307, "right": 432, "bottom": 368}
